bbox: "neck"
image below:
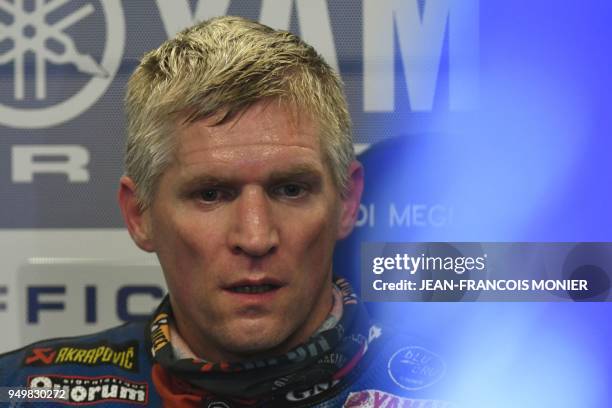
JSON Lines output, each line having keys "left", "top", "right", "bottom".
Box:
{"left": 172, "top": 283, "right": 335, "bottom": 363}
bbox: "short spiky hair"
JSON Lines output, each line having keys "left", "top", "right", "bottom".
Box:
{"left": 124, "top": 16, "right": 353, "bottom": 208}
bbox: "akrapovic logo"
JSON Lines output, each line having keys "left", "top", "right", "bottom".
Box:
{"left": 28, "top": 374, "right": 148, "bottom": 404}
{"left": 23, "top": 341, "right": 138, "bottom": 371}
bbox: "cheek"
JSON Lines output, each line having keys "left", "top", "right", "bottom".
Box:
{"left": 287, "top": 204, "right": 340, "bottom": 266}
{"left": 309, "top": 200, "right": 341, "bottom": 243}
{"left": 151, "top": 207, "right": 224, "bottom": 286}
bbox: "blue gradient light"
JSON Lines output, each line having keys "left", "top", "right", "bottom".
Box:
{"left": 337, "top": 2, "right": 612, "bottom": 406}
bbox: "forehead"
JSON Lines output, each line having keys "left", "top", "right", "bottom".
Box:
{"left": 172, "top": 101, "right": 326, "bottom": 177}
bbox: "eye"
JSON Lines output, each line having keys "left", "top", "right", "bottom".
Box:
{"left": 276, "top": 183, "right": 307, "bottom": 198}
{"left": 199, "top": 189, "right": 221, "bottom": 202}
{"left": 192, "top": 187, "right": 235, "bottom": 206}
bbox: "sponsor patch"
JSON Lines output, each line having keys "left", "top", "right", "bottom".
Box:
{"left": 347, "top": 325, "right": 382, "bottom": 356}
{"left": 150, "top": 313, "right": 170, "bottom": 355}
{"left": 286, "top": 380, "right": 340, "bottom": 402}
{"left": 27, "top": 374, "right": 148, "bottom": 405}
{"left": 337, "top": 278, "right": 359, "bottom": 304}
{"left": 23, "top": 342, "right": 138, "bottom": 372}
{"left": 343, "top": 390, "right": 455, "bottom": 408}
{"left": 207, "top": 402, "right": 230, "bottom": 408}
{"left": 387, "top": 346, "right": 446, "bottom": 391}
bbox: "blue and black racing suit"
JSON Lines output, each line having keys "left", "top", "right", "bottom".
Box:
{"left": 0, "top": 278, "right": 453, "bottom": 407}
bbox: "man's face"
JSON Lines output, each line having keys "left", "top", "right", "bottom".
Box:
{"left": 121, "top": 100, "right": 362, "bottom": 362}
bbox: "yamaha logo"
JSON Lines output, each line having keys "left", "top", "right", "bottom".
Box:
{"left": 0, "top": 0, "right": 125, "bottom": 128}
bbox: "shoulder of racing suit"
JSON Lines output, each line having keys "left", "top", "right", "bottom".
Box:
{"left": 0, "top": 320, "right": 159, "bottom": 406}
{"left": 285, "top": 321, "right": 456, "bottom": 408}
{"left": 0, "top": 321, "right": 455, "bottom": 407}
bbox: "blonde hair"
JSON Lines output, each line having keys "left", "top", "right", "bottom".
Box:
{"left": 124, "top": 16, "right": 353, "bottom": 208}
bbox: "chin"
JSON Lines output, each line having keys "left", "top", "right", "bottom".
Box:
{"left": 220, "top": 320, "right": 293, "bottom": 358}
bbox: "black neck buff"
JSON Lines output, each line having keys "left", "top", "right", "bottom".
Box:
{"left": 148, "top": 277, "right": 379, "bottom": 406}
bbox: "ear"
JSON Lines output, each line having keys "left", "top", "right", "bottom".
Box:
{"left": 118, "top": 176, "right": 155, "bottom": 252}
{"left": 337, "top": 161, "right": 364, "bottom": 239}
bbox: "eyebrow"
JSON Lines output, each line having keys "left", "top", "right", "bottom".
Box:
{"left": 267, "top": 164, "right": 324, "bottom": 184}
{"left": 181, "top": 164, "right": 324, "bottom": 189}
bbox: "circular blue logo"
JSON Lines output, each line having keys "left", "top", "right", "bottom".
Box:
{"left": 387, "top": 346, "right": 446, "bottom": 391}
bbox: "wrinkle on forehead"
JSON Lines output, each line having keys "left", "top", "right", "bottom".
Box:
{"left": 167, "top": 100, "right": 328, "bottom": 186}
{"left": 177, "top": 98, "right": 320, "bottom": 151}
{"left": 177, "top": 145, "right": 325, "bottom": 185}
{"left": 179, "top": 143, "right": 319, "bottom": 164}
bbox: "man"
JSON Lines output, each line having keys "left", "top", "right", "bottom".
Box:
{"left": 0, "top": 17, "right": 450, "bottom": 407}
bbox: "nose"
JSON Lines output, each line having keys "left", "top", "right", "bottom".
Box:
{"left": 228, "top": 186, "right": 279, "bottom": 257}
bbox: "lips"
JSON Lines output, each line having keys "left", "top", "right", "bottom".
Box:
{"left": 224, "top": 278, "right": 284, "bottom": 295}
{"left": 229, "top": 284, "right": 277, "bottom": 294}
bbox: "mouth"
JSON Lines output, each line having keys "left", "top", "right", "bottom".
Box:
{"left": 228, "top": 284, "right": 279, "bottom": 294}
{"left": 224, "top": 278, "right": 284, "bottom": 297}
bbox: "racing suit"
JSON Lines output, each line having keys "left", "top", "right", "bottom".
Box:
{"left": 0, "top": 277, "right": 453, "bottom": 407}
